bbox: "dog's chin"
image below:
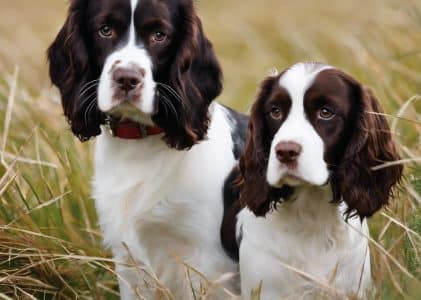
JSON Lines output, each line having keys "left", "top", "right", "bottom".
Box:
{"left": 107, "top": 101, "right": 155, "bottom": 126}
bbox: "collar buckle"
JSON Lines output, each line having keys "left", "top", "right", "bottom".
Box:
{"left": 138, "top": 124, "right": 148, "bottom": 138}
{"left": 104, "top": 116, "right": 116, "bottom": 137}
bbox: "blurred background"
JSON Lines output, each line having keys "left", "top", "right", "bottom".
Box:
{"left": 0, "top": 0, "right": 419, "bottom": 299}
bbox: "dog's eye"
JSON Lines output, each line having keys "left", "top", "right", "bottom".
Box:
{"left": 98, "top": 25, "right": 114, "bottom": 38}
{"left": 270, "top": 106, "right": 283, "bottom": 120}
{"left": 319, "top": 107, "right": 335, "bottom": 120}
{"left": 152, "top": 31, "right": 167, "bottom": 43}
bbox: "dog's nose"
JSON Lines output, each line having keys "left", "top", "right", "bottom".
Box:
{"left": 275, "top": 142, "right": 302, "bottom": 164}
{"left": 113, "top": 68, "right": 144, "bottom": 93}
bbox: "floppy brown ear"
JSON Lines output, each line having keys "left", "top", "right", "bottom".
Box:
{"left": 237, "top": 77, "right": 278, "bottom": 216}
{"left": 188, "top": 16, "right": 223, "bottom": 102}
{"left": 332, "top": 81, "right": 403, "bottom": 219}
{"left": 47, "top": 0, "right": 103, "bottom": 141}
{"left": 153, "top": 3, "right": 223, "bottom": 150}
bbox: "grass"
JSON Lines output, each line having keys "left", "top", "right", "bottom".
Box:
{"left": 0, "top": 0, "right": 420, "bottom": 299}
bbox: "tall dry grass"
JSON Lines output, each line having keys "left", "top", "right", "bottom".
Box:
{"left": 0, "top": 0, "right": 420, "bottom": 299}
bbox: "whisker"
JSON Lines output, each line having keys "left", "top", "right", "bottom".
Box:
{"left": 157, "top": 86, "right": 181, "bottom": 104}
{"left": 83, "top": 101, "right": 95, "bottom": 126}
{"left": 84, "top": 99, "right": 97, "bottom": 127}
{"left": 157, "top": 83, "right": 184, "bottom": 105}
{"left": 158, "top": 88, "right": 184, "bottom": 116}
{"left": 160, "top": 95, "right": 179, "bottom": 122}
{"left": 158, "top": 97, "right": 169, "bottom": 117}
{"left": 79, "top": 90, "right": 98, "bottom": 107}
{"left": 79, "top": 82, "right": 99, "bottom": 99}
{"left": 159, "top": 94, "right": 179, "bottom": 122}
{"left": 79, "top": 79, "right": 100, "bottom": 96}
{"left": 80, "top": 79, "right": 100, "bottom": 90}
{"left": 326, "top": 163, "right": 340, "bottom": 168}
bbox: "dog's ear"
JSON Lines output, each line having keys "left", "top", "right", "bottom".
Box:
{"left": 187, "top": 17, "right": 223, "bottom": 102}
{"left": 47, "top": 0, "right": 103, "bottom": 141}
{"left": 237, "top": 76, "right": 277, "bottom": 216}
{"left": 332, "top": 75, "right": 403, "bottom": 219}
{"left": 153, "top": 3, "right": 223, "bottom": 150}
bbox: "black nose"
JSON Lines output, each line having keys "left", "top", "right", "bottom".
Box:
{"left": 276, "top": 142, "right": 302, "bottom": 164}
{"left": 113, "top": 68, "right": 144, "bottom": 93}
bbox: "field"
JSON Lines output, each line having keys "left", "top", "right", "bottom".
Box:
{"left": 0, "top": 0, "right": 420, "bottom": 299}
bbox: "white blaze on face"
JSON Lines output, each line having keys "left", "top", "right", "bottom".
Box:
{"left": 97, "top": 0, "right": 156, "bottom": 116}
{"left": 266, "top": 63, "right": 333, "bottom": 187}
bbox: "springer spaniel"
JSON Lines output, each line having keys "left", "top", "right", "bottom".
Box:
{"left": 48, "top": 0, "right": 247, "bottom": 298}
{"left": 221, "top": 63, "right": 403, "bottom": 299}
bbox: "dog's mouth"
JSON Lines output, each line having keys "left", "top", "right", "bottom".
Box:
{"left": 273, "top": 171, "right": 328, "bottom": 189}
{"left": 99, "top": 76, "right": 184, "bottom": 117}
{"left": 268, "top": 155, "right": 331, "bottom": 188}
{"left": 271, "top": 173, "right": 303, "bottom": 188}
{"left": 281, "top": 174, "right": 303, "bottom": 186}
{"left": 105, "top": 82, "right": 185, "bottom": 127}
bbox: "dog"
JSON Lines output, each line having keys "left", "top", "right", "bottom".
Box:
{"left": 221, "top": 62, "right": 403, "bottom": 299}
{"left": 48, "top": 0, "right": 247, "bottom": 298}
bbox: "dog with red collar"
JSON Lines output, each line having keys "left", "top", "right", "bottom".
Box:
{"left": 48, "top": 0, "right": 247, "bottom": 298}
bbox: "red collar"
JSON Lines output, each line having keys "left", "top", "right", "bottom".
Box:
{"left": 106, "top": 119, "right": 164, "bottom": 140}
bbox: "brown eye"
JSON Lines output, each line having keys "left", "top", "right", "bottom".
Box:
{"left": 270, "top": 106, "right": 283, "bottom": 120}
{"left": 152, "top": 31, "right": 167, "bottom": 43}
{"left": 98, "top": 25, "right": 114, "bottom": 38}
{"left": 319, "top": 107, "right": 335, "bottom": 120}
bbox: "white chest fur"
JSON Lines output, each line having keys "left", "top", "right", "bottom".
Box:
{"left": 93, "top": 104, "right": 238, "bottom": 299}
{"left": 237, "top": 187, "right": 372, "bottom": 300}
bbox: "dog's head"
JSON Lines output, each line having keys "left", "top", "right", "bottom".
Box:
{"left": 238, "top": 63, "right": 403, "bottom": 218}
{"left": 48, "top": 0, "right": 222, "bottom": 149}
